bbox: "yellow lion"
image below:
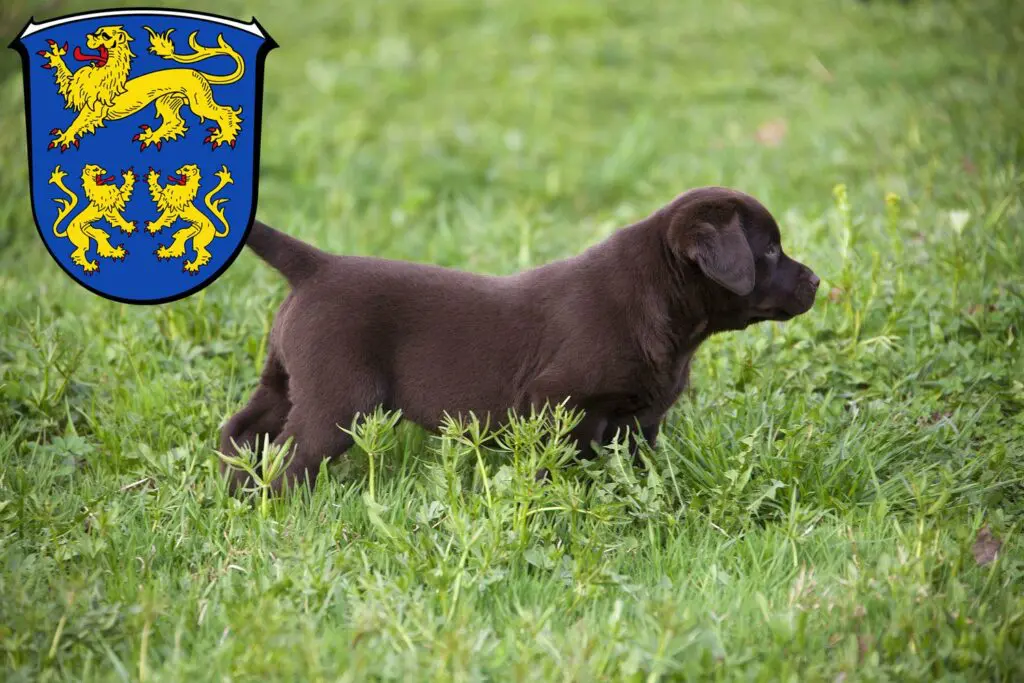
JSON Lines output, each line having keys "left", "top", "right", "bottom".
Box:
{"left": 49, "top": 164, "right": 136, "bottom": 274}
{"left": 147, "top": 163, "right": 233, "bottom": 273}
{"left": 38, "top": 25, "right": 244, "bottom": 151}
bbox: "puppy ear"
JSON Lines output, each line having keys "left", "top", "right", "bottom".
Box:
{"left": 678, "top": 212, "right": 755, "bottom": 296}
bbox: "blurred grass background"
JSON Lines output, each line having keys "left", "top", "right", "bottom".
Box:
{"left": 1, "top": 0, "right": 1022, "bottom": 680}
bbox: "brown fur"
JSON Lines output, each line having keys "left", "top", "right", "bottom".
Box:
{"left": 221, "top": 187, "right": 819, "bottom": 492}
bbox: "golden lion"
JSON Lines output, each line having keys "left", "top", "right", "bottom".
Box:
{"left": 38, "top": 25, "right": 244, "bottom": 151}
{"left": 147, "top": 163, "right": 233, "bottom": 273}
{"left": 49, "top": 163, "right": 136, "bottom": 274}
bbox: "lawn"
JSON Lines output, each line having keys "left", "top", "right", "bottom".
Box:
{"left": 1, "top": 0, "right": 1023, "bottom": 680}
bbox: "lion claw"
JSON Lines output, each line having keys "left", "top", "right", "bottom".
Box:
{"left": 50, "top": 128, "right": 60, "bottom": 135}
{"left": 72, "top": 140, "right": 79, "bottom": 149}
{"left": 140, "top": 143, "right": 146, "bottom": 151}
{"left": 47, "top": 39, "right": 56, "bottom": 47}
{"left": 203, "top": 136, "right": 211, "bottom": 144}
{"left": 155, "top": 142, "right": 162, "bottom": 151}
{"left": 229, "top": 140, "right": 235, "bottom": 149}
{"left": 62, "top": 42, "right": 68, "bottom": 52}
{"left": 132, "top": 134, "right": 140, "bottom": 142}
{"left": 37, "top": 50, "right": 47, "bottom": 57}
{"left": 48, "top": 141, "right": 56, "bottom": 150}
{"left": 42, "top": 64, "right": 52, "bottom": 69}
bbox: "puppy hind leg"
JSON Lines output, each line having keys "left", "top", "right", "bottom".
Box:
{"left": 219, "top": 351, "right": 290, "bottom": 492}
{"left": 219, "top": 384, "right": 290, "bottom": 456}
{"left": 269, "top": 409, "right": 356, "bottom": 493}
{"left": 219, "top": 386, "right": 290, "bottom": 493}
{"left": 268, "top": 364, "right": 389, "bottom": 493}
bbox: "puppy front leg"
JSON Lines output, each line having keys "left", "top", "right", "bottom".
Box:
{"left": 571, "top": 411, "right": 609, "bottom": 461}
{"left": 534, "top": 408, "right": 607, "bottom": 482}
{"left": 641, "top": 422, "right": 660, "bottom": 448}
{"left": 525, "top": 378, "right": 607, "bottom": 479}
{"left": 632, "top": 421, "right": 661, "bottom": 470}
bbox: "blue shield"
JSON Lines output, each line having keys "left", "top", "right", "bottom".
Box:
{"left": 10, "top": 9, "right": 276, "bottom": 304}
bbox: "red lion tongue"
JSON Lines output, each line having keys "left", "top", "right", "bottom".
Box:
{"left": 167, "top": 174, "right": 187, "bottom": 185}
{"left": 73, "top": 45, "right": 108, "bottom": 66}
{"left": 94, "top": 173, "right": 115, "bottom": 186}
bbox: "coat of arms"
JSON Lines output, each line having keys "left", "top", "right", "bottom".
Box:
{"left": 10, "top": 8, "right": 276, "bottom": 303}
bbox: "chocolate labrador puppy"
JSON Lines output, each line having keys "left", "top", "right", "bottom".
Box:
{"left": 220, "top": 187, "right": 819, "bottom": 491}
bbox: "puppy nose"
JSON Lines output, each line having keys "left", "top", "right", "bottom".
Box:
{"left": 808, "top": 273, "right": 820, "bottom": 289}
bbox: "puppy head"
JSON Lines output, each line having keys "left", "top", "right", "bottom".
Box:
{"left": 665, "top": 187, "right": 819, "bottom": 331}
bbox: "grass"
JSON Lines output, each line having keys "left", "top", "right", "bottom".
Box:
{"left": 1, "top": 0, "right": 1023, "bottom": 679}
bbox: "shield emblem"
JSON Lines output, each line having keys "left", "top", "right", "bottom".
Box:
{"left": 9, "top": 9, "right": 276, "bottom": 304}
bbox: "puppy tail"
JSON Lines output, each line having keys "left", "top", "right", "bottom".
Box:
{"left": 245, "top": 220, "right": 325, "bottom": 287}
